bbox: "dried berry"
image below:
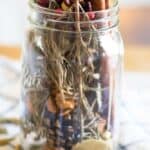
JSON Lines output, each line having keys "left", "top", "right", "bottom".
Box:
{"left": 83, "top": 1, "right": 93, "bottom": 12}
{"left": 56, "top": 0, "right": 63, "bottom": 4}
{"left": 64, "top": 0, "right": 73, "bottom": 6}
{"left": 36, "top": 0, "right": 49, "bottom": 7}
{"left": 87, "top": 11, "right": 95, "bottom": 20}
{"left": 55, "top": 8, "right": 63, "bottom": 14}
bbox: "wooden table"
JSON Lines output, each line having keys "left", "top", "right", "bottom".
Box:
{"left": 124, "top": 46, "right": 150, "bottom": 72}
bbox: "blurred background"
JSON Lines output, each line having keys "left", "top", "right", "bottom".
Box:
{"left": 0, "top": 0, "right": 150, "bottom": 149}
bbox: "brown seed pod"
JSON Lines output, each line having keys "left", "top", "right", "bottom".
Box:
{"left": 49, "top": 89, "right": 76, "bottom": 116}
{"left": 55, "top": 92, "right": 75, "bottom": 114}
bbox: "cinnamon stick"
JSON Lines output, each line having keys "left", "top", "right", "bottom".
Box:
{"left": 105, "top": 0, "right": 109, "bottom": 9}
{"left": 90, "top": 0, "right": 106, "bottom": 11}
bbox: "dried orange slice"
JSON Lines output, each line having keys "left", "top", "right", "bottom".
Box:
{"left": 72, "top": 139, "right": 112, "bottom": 150}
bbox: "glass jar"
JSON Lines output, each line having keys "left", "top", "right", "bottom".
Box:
{"left": 21, "top": 0, "right": 124, "bottom": 150}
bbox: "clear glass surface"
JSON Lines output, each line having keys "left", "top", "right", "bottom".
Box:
{"left": 21, "top": 1, "right": 124, "bottom": 150}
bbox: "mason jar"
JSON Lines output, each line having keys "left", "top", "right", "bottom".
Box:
{"left": 21, "top": 0, "right": 124, "bottom": 149}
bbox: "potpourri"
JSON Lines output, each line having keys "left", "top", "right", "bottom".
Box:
{"left": 21, "top": 0, "right": 121, "bottom": 150}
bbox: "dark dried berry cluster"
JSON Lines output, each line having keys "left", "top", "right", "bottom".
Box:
{"left": 36, "top": 0, "right": 107, "bottom": 12}
{"left": 36, "top": 0, "right": 103, "bottom": 20}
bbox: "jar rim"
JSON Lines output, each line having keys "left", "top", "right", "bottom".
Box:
{"left": 29, "top": 0, "right": 119, "bottom": 17}
{"left": 28, "top": 0, "right": 119, "bottom": 33}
